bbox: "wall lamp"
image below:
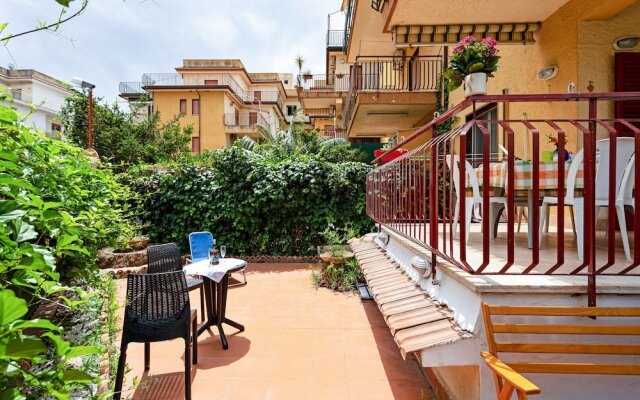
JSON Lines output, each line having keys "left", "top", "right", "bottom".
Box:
{"left": 537, "top": 65, "right": 558, "bottom": 80}
{"left": 613, "top": 36, "right": 640, "bottom": 51}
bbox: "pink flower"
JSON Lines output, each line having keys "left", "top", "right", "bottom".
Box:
{"left": 481, "top": 37, "right": 497, "bottom": 48}
{"left": 460, "top": 35, "right": 476, "bottom": 46}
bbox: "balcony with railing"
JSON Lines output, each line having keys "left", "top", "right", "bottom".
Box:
{"left": 327, "top": 30, "right": 345, "bottom": 49}
{"left": 124, "top": 73, "right": 284, "bottom": 114}
{"left": 366, "top": 92, "right": 640, "bottom": 307}
{"left": 343, "top": 55, "right": 442, "bottom": 131}
{"left": 297, "top": 74, "right": 351, "bottom": 93}
{"left": 224, "top": 112, "right": 268, "bottom": 129}
{"left": 119, "top": 82, "right": 146, "bottom": 97}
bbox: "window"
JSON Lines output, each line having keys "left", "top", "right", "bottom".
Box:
{"left": 192, "top": 99, "right": 200, "bottom": 115}
{"left": 286, "top": 105, "right": 297, "bottom": 116}
{"left": 465, "top": 104, "right": 499, "bottom": 162}
{"left": 204, "top": 79, "right": 218, "bottom": 85}
{"left": 249, "top": 112, "right": 258, "bottom": 125}
{"left": 191, "top": 137, "right": 200, "bottom": 153}
{"left": 51, "top": 123, "right": 61, "bottom": 133}
{"left": 179, "top": 99, "right": 187, "bottom": 114}
{"left": 253, "top": 91, "right": 261, "bottom": 102}
{"left": 11, "top": 88, "right": 22, "bottom": 101}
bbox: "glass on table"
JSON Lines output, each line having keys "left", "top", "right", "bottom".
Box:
{"left": 220, "top": 245, "right": 226, "bottom": 258}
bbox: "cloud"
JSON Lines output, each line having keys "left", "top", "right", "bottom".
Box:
{"left": 1, "top": 0, "right": 343, "bottom": 103}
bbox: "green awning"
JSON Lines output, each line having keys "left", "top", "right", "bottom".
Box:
{"left": 394, "top": 23, "right": 540, "bottom": 46}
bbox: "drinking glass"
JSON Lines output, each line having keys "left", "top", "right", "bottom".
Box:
{"left": 220, "top": 245, "right": 227, "bottom": 258}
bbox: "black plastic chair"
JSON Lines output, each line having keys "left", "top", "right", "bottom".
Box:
{"left": 113, "top": 271, "right": 198, "bottom": 400}
{"left": 147, "top": 243, "right": 205, "bottom": 322}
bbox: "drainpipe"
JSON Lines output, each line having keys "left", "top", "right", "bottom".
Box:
{"left": 196, "top": 89, "right": 202, "bottom": 154}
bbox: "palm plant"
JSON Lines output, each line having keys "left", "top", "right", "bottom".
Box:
{"left": 236, "top": 106, "right": 348, "bottom": 155}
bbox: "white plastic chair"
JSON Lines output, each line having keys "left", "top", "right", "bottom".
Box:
{"left": 616, "top": 154, "right": 635, "bottom": 260}
{"left": 446, "top": 155, "right": 510, "bottom": 243}
{"left": 539, "top": 138, "right": 635, "bottom": 260}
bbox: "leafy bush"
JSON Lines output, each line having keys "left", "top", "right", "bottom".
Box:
{"left": 0, "top": 95, "right": 129, "bottom": 399}
{"left": 60, "top": 93, "right": 192, "bottom": 169}
{"left": 311, "top": 259, "right": 362, "bottom": 292}
{"left": 128, "top": 147, "right": 373, "bottom": 255}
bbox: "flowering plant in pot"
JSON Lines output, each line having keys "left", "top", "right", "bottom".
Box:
{"left": 443, "top": 36, "right": 500, "bottom": 96}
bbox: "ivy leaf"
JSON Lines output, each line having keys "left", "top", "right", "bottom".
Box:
{"left": 11, "top": 318, "right": 62, "bottom": 332}
{"left": 0, "top": 388, "right": 25, "bottom": 400}
{"left": 3, "top": 337, "right": 48, "bottom": 359}
{"left": 0, "top": 289, "right": 28, "bottom": 325}
{"left": 55, "top": 0, "right": 74, "bottom": 6}
{"left": 13, "top": 219, "right": 38, "bottom": 242}
{"left": 62, "top": 369, "right": 93, "bottom": 383}
{"left": 43, "top": 332, "right": 70, "bottom": 357}
{"left": 65, "top": 345, "right": 100, "bottom": 358}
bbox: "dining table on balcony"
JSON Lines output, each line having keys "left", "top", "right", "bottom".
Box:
{"left": 183, "top": 258, "right": 246, "bottom": 350}
{"left": 475, "top": 159, "right": 584, "bottom": 248}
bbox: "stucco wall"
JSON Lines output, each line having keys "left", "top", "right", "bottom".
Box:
{"left": 152, "top": 89, "right": 226, "bottom": 151}
{"left": 448, "top": 0, "right": 638, "bottom": 158}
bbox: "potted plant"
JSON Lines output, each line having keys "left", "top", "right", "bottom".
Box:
{"left": 443, "top": 36, "right": 500, "bottom": 97}
{"left": 374, "top": 142, "right": 408, "bottom": 162}
{"left": 303, "top": 70, "right": 313, "bottom": 81}
{"left": 319, "top": 223, "right": 355, "bottom": 264}
{"left": 335, "top": 72, "right": 345, "bottom": 79}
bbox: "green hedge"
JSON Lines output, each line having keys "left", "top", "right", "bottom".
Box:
{"left": 130, "top": 147, "right": 374, "bottom": 255}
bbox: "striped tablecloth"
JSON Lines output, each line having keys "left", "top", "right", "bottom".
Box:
{"left": 475, "top": 160, "right": 583, "bottom": 191}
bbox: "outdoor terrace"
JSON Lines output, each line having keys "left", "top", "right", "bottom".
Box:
{"left": 367, "top": 92, "right": 640, "bottom": 306}
{"left": 114, "top": 264, "right": 434, "bottom": 400}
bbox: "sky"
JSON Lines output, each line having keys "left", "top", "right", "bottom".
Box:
{"left": 1, "top": 0, "right": 345, "bottom": 104}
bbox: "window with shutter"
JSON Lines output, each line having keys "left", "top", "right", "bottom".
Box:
{"left": 615, "top": 52, "right": 640, "bottom": 137}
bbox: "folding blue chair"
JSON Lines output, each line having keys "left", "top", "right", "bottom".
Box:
{"left": 188, "top": 231, "right": 214, "bottom": 263}
{"left": 188, "top": 232, "right": 247, "bottom": 286}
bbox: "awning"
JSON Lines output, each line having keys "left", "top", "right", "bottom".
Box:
{"left": 394, "top": 23, "right": 540, "bottom": 46}
{"left": 350, "top": 237, "right": 470, "bottom": 359}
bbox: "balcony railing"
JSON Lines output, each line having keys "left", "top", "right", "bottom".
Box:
{"left": 224, "top": 112, "right": 268, "bottom": 128}
{"left": 366, "top": 92, "right": 640, "bottom": 307}
{"left": 119, "top": 82, "right": 145, "bottom": 95}
{"left": 327, "top": 30, "right": 345, "bottom": 48}
{"left": 306, "top": 108, "right": 334, "bottom": 116}
{"left": 297, "top": 74, "right": 350, "bottom": 92}
{"left": 130, "top": 73, "right": 283, "bottom": 114}
{"left": 343, "top": 55, "right": 442, "bottom": 129}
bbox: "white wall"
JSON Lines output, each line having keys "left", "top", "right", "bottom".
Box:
{"left": 380, "top": 229, "right": 640, "bottom": 400}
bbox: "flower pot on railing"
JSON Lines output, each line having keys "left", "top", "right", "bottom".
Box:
{"left": 374, "top": 148, "right": 409, "bottom": 162}
{"left": 464, "top": 72, "right": 488, "bottom": 96}
{"left": 443, "top": 36, "right": 499, "bottom": 97}
{"left": 303, "top": 74, "right": 313, "bottom": 81}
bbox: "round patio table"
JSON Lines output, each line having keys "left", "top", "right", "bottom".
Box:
{"left": 183, "top": 258, "right": 246, "bottom": 350}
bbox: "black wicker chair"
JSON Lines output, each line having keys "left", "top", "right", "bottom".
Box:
{"left": 147, "top": 243, "right": 205, "bottom": 322}
{"left": 113, "top": 271, "right": 198, "bottom": 400}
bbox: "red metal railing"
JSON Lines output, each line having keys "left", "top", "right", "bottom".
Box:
{"left": 366, "top": 92, "right": 640, "bottom": 306}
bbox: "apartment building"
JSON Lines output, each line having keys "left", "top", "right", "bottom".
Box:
{"left": 341, "top": 0, "right": 640, "bottom": 157}
{"left": 120, "top": 59, "right": 297, "bottom": 152}
{"left": 348, "top": 1, "right": 640, "bottom": 399}
{"left": 0, "top": 67, "right": 73, "bottom": 138}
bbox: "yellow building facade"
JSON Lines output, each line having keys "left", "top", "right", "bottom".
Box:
{"left": 120, "top": 60, "right": 296, "bottom": 153}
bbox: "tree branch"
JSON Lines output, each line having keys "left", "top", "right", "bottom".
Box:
{"left": 0, "top": 0, "right": 88, "bottom": 43}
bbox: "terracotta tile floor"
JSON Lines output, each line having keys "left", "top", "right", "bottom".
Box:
{"left": 115, "top": 264, "right": 435, "bottom": 400}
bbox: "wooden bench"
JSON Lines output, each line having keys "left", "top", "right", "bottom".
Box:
{"left": 481, "top": 303, "right": 640, "bottom": 399}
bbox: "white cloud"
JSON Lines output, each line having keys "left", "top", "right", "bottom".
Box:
{"left": 1, "top": 0, "right": 344, "bottom": 103}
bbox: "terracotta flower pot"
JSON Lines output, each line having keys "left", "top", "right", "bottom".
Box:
{"left": 319, "top": 251, "right": 355, "bottom": 265}
{"left": 128, "top": 236, "right": 149, "bottom": 250}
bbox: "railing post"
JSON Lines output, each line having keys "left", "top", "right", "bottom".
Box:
{"left": 430, "top": 123, "right": 438, "bottom": 278}
{"left": 587, "top": 98, "right": 598, "bottom": 307}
